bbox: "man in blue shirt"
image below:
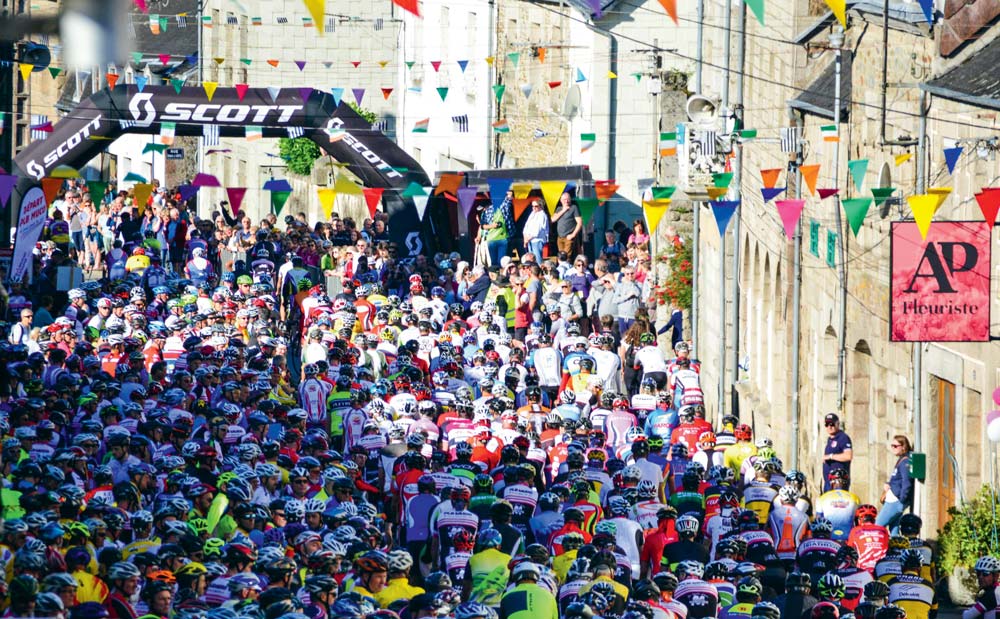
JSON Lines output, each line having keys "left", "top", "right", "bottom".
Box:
{"left": 822, "top": 413, "right": 853, "bottom": 491}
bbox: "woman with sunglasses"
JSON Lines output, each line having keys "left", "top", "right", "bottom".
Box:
{"left": 877, "top": 435, "right": 914, "bottom": 532}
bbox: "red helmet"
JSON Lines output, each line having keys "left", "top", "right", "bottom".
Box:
{"left": 450, "top": 486, "right": 472, "bottom": 501}
{"left": 453, "top": 529, "right": 474, "bottom": 551}
{"left": 856, "top": 504, "right": 878, "bottom": 523}
{"left": 132, "top": 247, "right": 146, "bottom": 256}
{"left": 734, "top": 424, "right": 753, "bottom": 441}
{"left": 613, "top": 397, "right": 630, "bottom": 410}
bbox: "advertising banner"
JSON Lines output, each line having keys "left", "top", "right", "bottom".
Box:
{"left": 11, "top": 187, "right": 47, "bottom": 283}
{"left": 890, "top": 221, "right": 991, "bottom": 342}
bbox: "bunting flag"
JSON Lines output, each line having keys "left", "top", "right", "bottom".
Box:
{"left": 712, "top": 172, "right": 733, "bottom": 189}
{"left": 493, "top": 84, "right": 506, "bottom": 102}
{"left": 378, "top": 60, "right": 389, "bottom": 68}
{"left": 241, "top": 58, "right": 252, "bottom": 66}
{"left": 271, "top": 190, "right": 291, "bottom": 216}
{"left": 142, "top": 143, "right": 167, "bottom": 154}
{"left": 157, "top": 53, "right": 170, "bottom": 65}
{"left": 577, "top": 197, "right": 598, "bottom": 225}
{"left": 520, "top": 84, "right": 533, "bottom": 99}
{"left": 430, "top": 61, "right": 442, "bottom": 72}
{"left": 381, "top": 88, "right": 393, "bottom": 100}
{"left": 608, "top": 70, "right": 618, "bottom": 79}
{"left": 333, "top": 175, "right": 363, "bottom": 195}
{"left": 917, "top": 0, "right": 934, "bottom": 24}
{"left": 643, "top": 199, "right": 670, "bottom": 233}
{"left": 975, "top": 188, "right": 1000, "bottom": 225}
{"left": 907, "top": 194, "right": 940, "bottom": 240}
{"left": 84, "top": 181, "right": 107, "bottom": 208}
{"left": 136, "top": 76, "right": 148, "bottom": 92}
{"left": 123, "top": 172, "right": 147, "bottom": 183}
{"left": 303, "top": 0, "right": 327, "bottom": 33}
{"left": 595, "top": 181, "right": 619, "bottom": 201}
{"left": 818, "top": 188, "right": 840, "bottom": 200}
{"left": 547, "top": 81, "right": 562, "bottom": 89}
{"left": 580, "top": 133, "right": 596, "bottom": 152}
{"left": 457, "top": 187, "right": 478, "bottom": 218}
{"left": 298, "top": 87, "right": 313, "bottom": 103}
{"left": 943, "top": 146, "right": 962, "bottom": 174}
{"left": 492, "top": 119, "right": 510, "bottom": 133}
{"left": 761, "top": 187, "right": 785, "bottom": 203}
{"left": 352, "top": 88, "right": 365, "bottom": 104}
{"left": 350, "top": 61, "right": 361, "bottom": 68}
{"left": 848, "top": 159, "right": 868, "bottom": 191}
{"left": 657, "top": 0, "right": 678, "bottom": 23}
{"left": 135, "top": 0, "right": 148, "bottom": 12}
{"left": 413, "top": 192, "right": 430, "bottom": 221}
{"left": 895, "top": 153, "right": 912, "bottom": 166}
{"left": 929, "top": 186, "right": 952, "bottom": 209}
{"left": 484, "top": 57, "right": 494, "bottom": 67}
{"left": 226, "top": 188, "right": 247, "bottom": 215}
{"left": 41, "top": 178, "right": 63, "bottom": 204}
{"left": 203, "top": 81, "right": 218, "bottom": 101}
{"left": 871, "top": 187, "right": 896, "bottom": 207}
{"left": 263, "top": 179, "right": 293, "bottom": 192}
{"left": 213, "top": 57, "right": 225, "bottom": 66}
{"left": 821, "top": 124, "right": 839, "bottom": 142}
{"left": 401, "top": 182, "right": 428, "bottom": 198}
{"left": 711, "top": 200, "right": 740, "bottom": 235}
{"left": 192, "top": 173, "right": 221, "bottom": 187}
{"left": 412, "top": 118, "right": 429, "bottom": 133}
{"left": 133, "top": 182, "right": 155, "bottom": 211}
{"left": 437, "top": 87, "right": 449, "bottom": 101}
{"left": 506, "top": 52, "right": 522, "bottom": 67}
{"left": 150, "top": 14, "right": 161, "bottom": 34}
{"left": 513, "top": 197, "right": 532, "bottom": 220}
{"left": 159, "top": 122, "right": 175, "bottom": 145}
{"left": 841, "top": 197, "right": 872, "bottom": 236}
{"left": 106, "top": 73, "right": 119, "bottom": 89}
{"left": 486, "top": 178, "right": 513, "bottom": 210}
{"left": 775, "top": 199, "right": 805, "bottom": 238}
{"left": 235, "top": 83, "right": 249, "bottom": 101}
{"left": 706, "top": 187, "right": 728, "bottom": 200}
{"left": 825, "top": 0, "right": 847, "bottom": 27}
{"left": 659, "top": 132, "right": 677, "bottom": 157}
{"left": 363, "top": 187, "right": 384, "bottom": 218}
{"left": 760, "top": 168, "right": 781, "bottom": 189}
{"left": 512, "top": 183, "right": 533, "bottom": 199}
{"left": 171, "top": 78, "right": 185, "bottom": 94}
{"left": 576, "top": 68, "right": 587, "bottom": 82}
{"left": 48, "top": 67, "right": 62, "bottom": 78}
{"left": 317, "top": 188, "right": 337, "bottom": 219}
{"left": 132, "top": 51, "right": 143, "bottom": 64}
{"left": 458, "top": 60, "right": 469, "bottom": 72}
{"left": 745, "top": 0, "right": 765, "bottom": 25}
{"left": 295, "top": 60, "right": 307, "bottom": 71}
{"left": 267, "top": 59, "right": 280, "bottom": 67}
{"left": 799, "top": 164, "right": 820, "bottom": 196}
{"left": 434, "top": 173, "right": 463, "bottom": 196}
{"left": 540, "top": 181, "right": 567, "bottom": 215}
{"left": 176, "top": 185, "right": 198, "bottom": 203}
{"left": 246, "top": 126, "right": 262, "bottom": 141}
{"left": 650, "top": 186, "right": 675, "bottom": 202}
{"left": 331, "top": 88, "right": 344, "bottom": 106}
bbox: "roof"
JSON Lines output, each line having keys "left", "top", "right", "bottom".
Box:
{"left": 921, "top": 35, "right": 1000, "bottom": 110}
{"left": 787, "top": 51, "right": 853, "bottom": 120}
{"left": 794, "top": 0, "right": 930, "bottom": 45}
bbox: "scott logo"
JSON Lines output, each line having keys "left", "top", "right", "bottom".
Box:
{"left": 405, "top": 231, "right": 423, "bottom": 256}
{"left": 129, "top": 93, "right": 156, "bottom": 128}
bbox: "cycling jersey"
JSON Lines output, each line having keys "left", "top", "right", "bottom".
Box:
{"left": 742, "top": 482, "right": 778, "bottom": 524}
{"left": 500, "top": 582, "right": 559, "bottom": 619}
{"left": 836, "top": 566, "right": 873, "bottom": 611}
{"left": 501, "top": 483, "right": 539, "bottom": 535}
{"left": 374, "top": 577, "right": 425, "bottom": 609}
{"left": 769, "top": 504, "right": 809, "bottom": 560}
{"left": 796, "top": 538, "right": 841, "bottom": 581}
{"left": 674, "top": 578, "right": 720, "bottom": 619}
{"left": 848, "top": 523, "right": 890, "bottom": 571}
{"left": 964, "top": 584, "right": 1000, "bottom": 619}
{"left": 815, "top": 489, "right": 860, "bottom": 541}
{"left": 886, "top": 572, "right": 937, "bottom": 619}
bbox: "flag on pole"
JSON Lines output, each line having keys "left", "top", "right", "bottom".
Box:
{"left": 580, "top": 133, "right": 596, "bottom": 152}
{"left": 821, "top": 124, "right": 839, "bottom": 142}
{"left": 412, "top": 118, "right": 429, "bottom": 133}
{"left": 659, "top": 132, "right": 677, "bottom": 156}
{"left": 492, "top": 119, "right": 510, "bottom": 133}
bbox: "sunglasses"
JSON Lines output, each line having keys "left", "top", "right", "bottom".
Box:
{"left": 292, "top": 478, "right": 309, "bottom": 483}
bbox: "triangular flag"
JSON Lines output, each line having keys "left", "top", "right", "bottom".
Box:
{"left": 943, "top": 146, "right": 962, "bottom": 175}
{"left": 657, "top": 0, "right": 678, "bottom": 23}
{"left": 18, "top": 63, "right": 31, "bottom": 82}
{"left": 711, "top": 200, "right": 740, "bottom": 235}
{"left": 303, "top": 0, "right": 327, "bottom": 33}
{"left": 975, "top": 188, "right": 1000, "bottom": 225}
{"left": 317, "top": 188, "right": 336, "bottom": 220}
{"left": 271, "top": 190, "right": 292, "bottom": 215}
{"left": 106, "top": 73, "right": 119, "bottom": 89}
{"left": 235, "top": 83, "right": 249, "bottom": 101}
{"left": 401, "top": 182, "right": 428, "bottom": 198}
{"left": 487, "top": 178, "right": 513, "bottom": 210}
{"left": 643, "top": 200, "right": 670, "bottom": 233}
{"left": 48, "top": 67, "right": 62, "bottom": 79}
{"left": 133, "top": 183, "right": 155, "bottom": 210}
{"left": 508, "top": 52, "right": 520, "bottom": 67}
{"left": 871, "top": 187, "right": 896, "bottom": 206}
{"left": 895, "top": 153, "right": 912, "bottom": 166}
{"left": 299, "top": 87, "right": 313, "bottom": 103}
{"left": 263, "top": 178, "right": 293, "bottom": 192}
{"left": 330, "top": 87, "right": 344, "bottom": 107}
{"left": 917, "top": 0, "right": 934, "bottom": 24}
{"left": 158, "top": 54, "right": 171, "bottom": 65}
{"left": 457, "top": 187, "right": 477, "bottom": 218}
{"left": 213, "top": 57, "right": 225, "bottom": 66}
{"left": 131, "top": 51, "right": 143, "bottom": 64}
{"left": 123, "top": 172, "right": 147, "bottom": 183}
{"left": 825, "top": 0, "right": 847, "bottom": 27}
{"left": 351, "top": 61, "right": 361, "bottom": 68}
{"left": 799, "top": 164, "right": 820, "bottom": 196}
{"left": 457, "top": 60, "right": 469, "bottom": 72}
{"left": 520, "top": 84, "right": 533, "bottom": 99}
{"left": 547, "top": 81, "right": 562, "bottom": 89}
{"left": 192, "top": 173, "right": 221, "bottom": 187}
{"left": 176, "top": 185, "right": 199, "bottom": 203}
{"left": 203, "top": 81, "right": 217, "bottom": 101}
{"left": 760, "top": 168, "right": 781, "bottom": 189}
{"left": 333, "top": 175, "right": 363, "bottom": 195}
{"left": 435, "top": 173, "right": 463, "bottom": 196}
{"left": 651, "top": 186, "right": 676, "bottom": 200}
{"left": 576, "top": 68, "right": 586, "bottom": 82}
{"left": 537, "top": 47, "right": 547, "bottom": 63}
{"left": 430, "top": 60, "right": 442, "bottom": 72}
{"left": 596, "top": 181, "right": 619, "bottom": 201}
{"left": 267, "top": 86, "right": 281, "bottom": 102}
{"left": 381, "top": 88, "right": 393, "bottom": 100}
{"left": 294, "top": 60, "right": 307, "bottom": 71}
{"left": 706, "top": 187, "right": 728, "bottom": 200}
{"left": 41, "top": 178, "right": 62, "bottom": 204}
{"left": 493, "top": 84, "right": 506, "bottom": 102}
{"left": 577, "top": 197, "right": 598, "bottom": 225}
{"left": 485, "top": 57, "right": 495, "bottom": 67}
{"left": 135, "top": 0, "right": 148, "bottom": 11}
{"left": 352, "top": 88, "right": 365, "bottom": 105}
{"left": 907, "top": 194, "right": 940, "bottom": 240}
{"left": 226, "top": 188, "right": 247, "bottom": 215}
{"left": 775, "top": 199, "right": 805, "bottom": 238}
{"left": 539, "top": 180, "right": 566, "bottom": 215}
{"left": 0, "top": 175, "right": 17, "bottom": 208}
{"left": 761, "top": 187, "right": 785, "bottom": 203}
{"left": 607, "top": 70, "right": 617, "bottom": 79}
{"left": 745, "top": 0, "right": 765, "bottom": 25}
{"left": 818, "top": 188, "right": 840, "bottom": 200}
{"left": 136, "top": 76, "right": 148, "bottom": 92}
{"left": 267, "top": 59, "right": 279, "bottom": 68}
{"left": 240, "top": 58, "right": 252, "bottom": 66}
{"left": 713, "top": 172, "right": 733, "bottom": 189}
{"left": 413, "top": 194, "right": 430, "bottom": 221}
{"left": 84, "top": 181, "right": 107, "bottom": 208}
{"left": 363, "top": 188, "right": 384, "bottom": 218}
{"left": 848, "top": 159, "right": 868, "bottom": 191}
{"left": 513, "top": 198, "right": 531, "bottom": 220}
{"left": 512, "top": 183, "right": 533, "bottom": 199}
{"left": 841, "top": 198, "right": 873, "bottom": 236}
{"left": 436, "top": 87, "right": 449, "bottom": 101}
{"left": 171, "top": 78, "right": 185, "bottom": 94}
{"left": 142, "top": 143, "right": 167, "bottom": 154}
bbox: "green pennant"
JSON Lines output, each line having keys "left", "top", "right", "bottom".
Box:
{"left": 652, "top": 186, "right": 676, "bottom": 200}
{"left": 507, "top": 52, "right": 520, "bottom": 67}
{"left": 86, "top": 181, "right": 108, "bottom": 209}
{"left": 171, "top": 78, "right": 185, "bottom": 94}
{"left": 401, "top": 182, "right": 428, "bottom": 198}
{"left": 745, "top": 0, "right": 765, "bottom": 25}
{"left": 871, "top": 187, "right": 896, "bottom": 206}
{"left": 493, "top": 84, "right": 506, "bottom": 102}
{"left": 632, "top": 72, "right": 643, "bottom": 82}
{"left": 577, "top": 197, "right": 599, "bottom": 225}
{"left": 131, "top": 52, "right": 143, "bottom": 64}
{"left": 436, "top": 87, "right": 449, "bottom": 101}
{"left": 48, "top": 67, "right": 62, "bottom": 79}
{"left": 271, "top": 190, "right": 291, "bottom": 216}
{"left": 240, "top": 58, "right": 252, "bottom": 66}
{"left": 712, "top": 172, "right": 734, "bottom": 188}
{"left": 405, "top": 61, "right": 415, "bottom": 69}
{"left": 123, "top": 172, "right": 147, "bottom": 183}
{"left": 848, "top": 158, "right": 868, "bottom": 191}
{"left": 841, "top": 197, "right": 872, "bottom": 236}
{"left": 142, "top": 143, "right": 168, "bottom": 154}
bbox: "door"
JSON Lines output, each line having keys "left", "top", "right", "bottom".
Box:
{"left": 937, "top": 378, "right": 957, "bottom": 530}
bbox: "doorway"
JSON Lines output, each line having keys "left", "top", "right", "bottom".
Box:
{"left": 936, "top": 378, "right": 957, "bottom": 530}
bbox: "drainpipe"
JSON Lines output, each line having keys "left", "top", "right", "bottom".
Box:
{"left": 691, "top": 0, "right": 703, "bottom": 349}
{"left": 487, "top": 0, "right": 496, "bottom": 168}
{"left": 880, "top": 0, "right": 918, "bottom": 148}
{"left": 914, "top": 90, "right": 928, "bottom": 453}
{"left": 831, "top": 26, "right": 847, "bottom": 411}
{"left": 790, "top": 108, "right": 804, "bottom": 471}
{"left": 730, "top": 0, "right": 746, "bottom": 389}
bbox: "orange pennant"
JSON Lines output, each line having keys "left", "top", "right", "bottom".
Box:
{"left": 657, "top": 0, "right": 678, "bottom": 23}
{"left": 537, "top": 47, "right": 546, "bottom": 63}
{"left": 434, "top": 173, "right": 463, "bottom": 196}
{"left": 799, "top": 164, "right": 820, "bottom": 196}
{"left": 513, "top": 198, "right": 532, "bottom": 220}
{"left": 381, "top": 88, "right": 393, "bottom": 100}
{"left": 595, "top": 181, "right": 619, "bottom": 202}
{"left": 266, "top": 59, "right": 279, "bottom": 68}
{"left": 106, "top": 73, "right": 119, "bottom": 89}
{"left": 41, "top": 178, "right": 63, "bottom": 205}
{"left": 760, "top": 168, "right": 782, "bottom": 189}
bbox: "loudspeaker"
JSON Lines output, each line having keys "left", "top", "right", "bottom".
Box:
{"left": 18, "top": 42, "right": 50, "bottom": 72}
{"left": 686, "top": 94, "right": 718, "bottom": 127}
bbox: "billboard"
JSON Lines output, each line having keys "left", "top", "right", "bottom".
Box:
{"left": 890, "top": 221, "right": 992, "bottom": 342}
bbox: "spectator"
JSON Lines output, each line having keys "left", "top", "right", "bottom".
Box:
{"left": 551, "top": 192, "right": 583, "bottom": 258}
{"left": 877, "top": 435, "right": 913, "bottom": 531}
{"left": 822, "top": 413, "right": 854, "bottom": 491}
{"left": 612, "top": 266, "right": 642, "bottom": 334}
{"left": 628, "top": 218, "right": 650, "bottom": 251}
{"left": 522, "top": 199, "right": 549, "bottom": 264}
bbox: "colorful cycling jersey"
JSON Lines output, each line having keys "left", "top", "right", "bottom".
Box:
{"left": 430, "top": 507, "right": 479, "bottom": 564}
{"left": 604, "top": 411, "right": 638, "bottom": 449}
{"left": 815, "top": 489, "right": 860, "bottom": 540}
{"left": 848, "top": 524, "right": 890, "bottom": 571}
{"left": 445, "top": 549, "right": 473, "bottom": 583}
{"left": 674, "top": 579, "right": 720, "bottom": 619}
{"left": 836, "top": 567, "right": 873, "bottom": 611}
{"left": 500, "top": 583, "right": 559, "bottom": 619}
{"left": 886, "top": 573, "right": 937, "bottom": 619}
{"left": 501, "top": 483, "right": 539, "bottom": 535}
{"left": 720, "top": 601, "right": 755, "bottom": 619}
{"left": 631, "top": 499, "right": 669, "bottom": 530}
{"left": 644, "top": 407, "right": 678, "bottom": 438}
{"left": 742, "top": 482, "right": 778, "bottom": 524}
{"left": 723, "top": 442, "right": 757, "bottom": 474}
{"left": 875, "top": 556, "right": 903, "bottom": 581}
{"left": 796, "top": 538, "right": 841, "bottom": 577}
{"left": 298, "top": 378, "right": 331, "bottom": 425}
{"left": 964, "top": 585, "right": 1000, "bottom": 619}
{"left": 469, "top": 548, "right": 512, "bottom": 606}
{"left": 769, "top": 504, "right": 809, "bottom": 560}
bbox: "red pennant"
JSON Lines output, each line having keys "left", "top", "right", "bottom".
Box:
{"left": 595, "top": 180, "right": 619, "bottom": 201}
{"left": 381, "top": 88, "right": 393, "bottom": 100}
{"left": 818, "top": 188, "right": 840, "bottom": 200}
{"left": 391, "top": 0, "right": 420, "bottom": 17}
{"left": 267, "top": 59, "right": 279, "bottom": 68}
{"left": 975, "top": 188, "right": 1000, "bottom": 225}
{"left": 226, "top": 188, "right": 247, "bottom": 216}
{"left": 41, "top": 178, "right": 63, "bottom": 205}
{"left": 106, "top": 73, "right": 119, "bottom": 89}
{"left": 547, "top": 81, "right": 562, "bottom": 89}
{"left": 351, "top": 61, "right": 361, "bottom": 68}
{"left": 234, "top": 83, "right": 249, "bottom": 101}
{"left": 430, "top": 61, "right": 442, "bottom": 72}
{"left": 158, "top": 54, "right": 171, "bottom": 64}
{"left": 363, "top": 188, "right": 384, "bottom": 218}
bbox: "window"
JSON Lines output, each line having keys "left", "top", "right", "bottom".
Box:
{"left": 826, "top": 231, "right": 837, "bottom": 268}
{"left": 809, "top": 219, "right": 819, "bottom": 256}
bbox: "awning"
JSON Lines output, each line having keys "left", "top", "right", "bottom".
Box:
{"left": 788, "top": 51, "right": 853, "bottom": 120}
{"left": 921, "top": 35, "right": 1000, "bottom": 110}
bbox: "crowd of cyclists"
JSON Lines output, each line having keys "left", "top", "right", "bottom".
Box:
{"left": 0, "top": 181, "right": 992, "bottom": 619}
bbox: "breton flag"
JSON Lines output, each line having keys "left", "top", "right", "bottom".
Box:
{"left": 286, "top": 126, "right": 305, "bottom": 139}
{"left": 697, "top": 130, "right": 717, "bottom": 157}
{"left": 30, "top": 115, "right": 52, "bottom": 140}
{"left": 821, "top": 124, "right": 839, "bottom": 142}
{"left": 659, "top": 132, "right": 677, "bottom": 156}
{"left": 452, "top": 115, "right": 469, "bottom": 133}
{"left": 781, "top": 126, "right": 801, "bottom": 153}
{"left": 202, "top": 124, "right": 220, "bottom": 147}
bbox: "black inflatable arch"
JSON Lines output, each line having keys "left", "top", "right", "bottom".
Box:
{"left": 12, "top": 84, "right": 431, "bottom": 255}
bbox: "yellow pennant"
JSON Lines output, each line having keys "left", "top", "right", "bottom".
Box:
{"left": 906, "top": 194, "right": 940, "bottom": 240}
{"left": 203, "top": 81, "right": 218, "bottom": 101}
{"left": 643, "top": 200, "right": 670, "bottom": 234}
{"left": 133, "top": 183, "right": 155, "bottom": 215}
{"left": 607, "top": 70, "right": 618, "bottom": 79}
{"left": 928, "top": 186, "right": 952, "bottom": 209}
{"left": 824, "top": 0, "right": 847, "bottom": 27}
{"left": 19, "top": 63, "right": 32, "bottom": 82}
{"left": 539, "top": 180, "right": 567, "bottom": 216}
{"left": 512, "top": 182, "right": 533, "bottom": 199}
{"left": 333, "top": 175, "right": 363, "bottom": 195}
{"left": 894, "top": 153, "right": 912, "bottom": 166}
{"left": 485, "top": 56, "right": 495, "bottom": 67}
{"left": 706, "top": 186, "right": 728, "bottom": 200}
{"left": 302, "top": 0, "right": 326, "bottom": 34}
{"left": 317, "top": 188, "right": 336, "bottom": 219}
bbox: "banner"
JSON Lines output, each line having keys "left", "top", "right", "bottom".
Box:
{"left": 890, "top": 221, "right": 991, "bottom": 342}
{"left": 11, "top": 187, "right": 47, "bottom": 282}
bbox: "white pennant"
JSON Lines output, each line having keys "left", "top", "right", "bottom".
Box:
{"left": 520, "top": 83, "right": 533, "bottom": 99}
{"left": 266, "top": 86, "right": 281, "bottom": 102}
{"left": 413, "top": 194, "right": 429, "bottom": 221}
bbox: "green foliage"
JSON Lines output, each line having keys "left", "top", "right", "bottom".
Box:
{"left": 278, "top": 137, "right": 322, "bottom": 176}
{"left": 348, "top": 102, "right": 377, "bottom": 125}
{"left": 939, "top": 485, "right": 1000, "bottom": 578}
{"left": 654, "top": 240, "right": 693, "bottom": 309}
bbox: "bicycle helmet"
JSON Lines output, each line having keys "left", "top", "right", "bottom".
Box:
{"left": 976, "top": 556, "right": 1000, "bottom": 574}
{"left": 387, "top": 549, "right": 413, "bottom": 573}
{"left": 354, "top": 550, "right": 388, "bottom": 573}
{"left": 874, "top": 605, "right": 906, "bottom": 619}
{"left": 636, "top": 479, "right": 658, "bottom": 499}
{"left": 477, "top": 528, "right": 503, "bottom": 549}
{"left": 677, "top": 560, "right": 705, "bottom": 579}
{"left": 454, "top": 602, "right": 497, "bottom": 619}
{"left": 737, "top": 576, "right": 763, "bottom": 597}
{"left": 675, "top": 514, "right": 700, "bottom": 536}
{"left": 786, "top": 571, "right": 811, "bottom": 592}
{"left": 751, "top": 602, "right": 782, "bottom": 619}
{"left": 898, "top": 513, "right": 923, "bottom": 536}
{"left": 856, "top": 504, "right": 878, "bottom": 523}
{"left": 810, "top": 516, "right": 834, "bottom": 536}
{"left": 863, "top": 580, "right": 890, "bottom": 600}
{"left": 108, "top": 561, "right": 141, "bottom": 581}
{"left": 899, "top": 548, "right": 924, "bottom": 569}
{"left": 817, "top": 573, "right": 846, "bottom": 599}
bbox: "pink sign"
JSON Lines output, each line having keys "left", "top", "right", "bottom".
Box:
{"left": 890, "top": 221, "right": 992, "bottom": 342}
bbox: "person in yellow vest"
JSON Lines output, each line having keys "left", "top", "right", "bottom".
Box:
{"left": 485, "top": 275, "right": 516, "bottom": 331}
{"left": 375, "top": 549, "right": 425, "bottom": 608}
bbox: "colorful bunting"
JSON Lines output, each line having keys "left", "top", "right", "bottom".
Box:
{"left": 106, "top": 73, "right": 119, "bottom": 89}
{"left": 299, "top": 87, "right": 313, "bottom": 103}
{"left": 295, "top": 60, "right": 307, "bottom": 71}
{"left": 436, "top": 87, "right": 449, "bottom": 101}
{"left": 226, "top": 188, "right": 247, "bottom": 215}
{"left": 745, "top": 0, "right": 765, "bottom": 25}
{"left": 894, "top": 153, "right": 912, "bottom": 166}
{"left": 520, "top": 84, "right": 533, "bottom": 99}
{"left": 580, "top": 133, "right": 596, "bottom": 153}
{"left": 486, "top": 179, "right": 513, "bottom": 211}
{"left": 713, "top": 172, "right": 733, "bottom": 189}
{"left": 171, "top": 78, "right": 185, "bottom": 94}
{"left": 547, "top": 81, "right": 562, "bottom": 89}
{"left": 48, "top": 67, "right": 62, "bottom": 79}
{"left": 17, "top": 63, "right": 31, "bottom": 82}
{"left": 540, "top": 181, "right": 567, "bottom": 216}
{"left": 430, "top": 61, "right": 442, "bottom": 72}
{"left": 378, "top": 61, "right": 389, "bottom": 68}
{"left": 607, "top": 71, "right": 618, "bottom": 79}
{"left": 799, "top": 164, "right": 820, "bottom": 196}
{"left": 929, "top": 186, "right": 952, "bottom": 210}
{"left": 158, "top": 54, "right": 171, "bottom": 65}
{"left": 657, "top": 0, "right": 678, "bottom": 23}
{"left": 192, "top": 173, "right": 221, "bottom": 187}
{"left": 413, "top": 192, "right": 430, "bottom": 221}
{"left": 711, "top": 200, "right": 740, "bottom": 235}
{"left": 537, "top": 47, "right": 547, "bottom": 63}
{"left": 841, "top": 198, "right": 872, "bottom": 236}
{"left": 761, "top": 187, "right": 785, "bottom": 203}
{"left": 333, "top": 175, "right": 363, "bottom": 195}
{"left": 643, "top": 200, "right": 670, "bottom": 234}
{"left": 775, "top": 199, "right": 805, "bottom": 238}
{"left": 493, "top": 84, "right": 506, "bottom": 102}
{"left": 871, "top": 187, "right": 896, "bottom": 206}
{"left": 975, "top": 188, "right": 1000, "bottom": 225}
{"left": 123, "top": 172, "right": 147, "bottom": 183}
{"left": 513, "top": 198, "right": 532, "bottom": 220}
{"left": 350, "top": 61, "right": 361, "bottom": 68}
{"left": 331, "top": 88, "right": 344, "bottom": 107}
{"left": 317, "top": 188, "right": 336, "bottom": 219}
{"left": 177, "top": 185, "right": 199, "bottom": 203}
{"left": 267, "top": 59, "right": 280, "bottom": 68}
{"left": 303, "top": 0, "right": 327, "bottom": 33}
{"left": 457, "top": 187, "right": 477, "bottom": 218}
{"left": 739, "top": 129, "right": 757, "bottom": 140}
{"left": 213, "top": 58, "right": 225, "bottom": 66}
{"left": 576, "top": 68, "right": 587, "bottom": 82}
{"left": 847, "top": 159, "right": 868, "bottom": 191}
{"left": 512, "top": 183, "right": 533, "bottom": 199}
{"left": 263, "top": 179, "right": 293, "bottom": 192}
{"left": 651, "top": 186, "right": 676, "bottom": 201}
{"left": 659, "top": 133, "right": 677, "bottom": 157}
{"left": 907, "top": 194, "right": 939, "bottom": 240}
{"left": 760, "top": 168, "right": 781, "bottom": 189}
{"left": 271, "top": 191, "right": 291, "bottom": 216}
{"left": 50, "top": 165, "right": 79, "bottom": 179}
{"left": 458, "top": 60, "right": 469, "bottom": 72}
{"left": 507, "top": 52, "right": 520, "bottom": 67}
{"left": 706, "top": 187, "right": 728, "bottom": 200}
{"left": 917, "top": 0, "right": 934, "bottom": 25}
{"left": 818, "top": 188, "right": 840, "bottom": 200}
{"left": 41, "top": 178, "right": 62, "bottom": 204}
{"left": 135, "top": 0, "right": 148, "bottom": 12}
{"left": 235, "top": 83, "right": 249, "bottom": 101}
{"left": 142, "top": 143, "right": 167, "bottom": 154}
{"left": 363, "top": 188, "right": 384, "bottom": 218}
{"left": 203, "top": 81, "right": 218, "bottom": 101}
{"left": 595, "top": 181, "right": 619, "bottom": 201}
{"left": 401, "top": 182, "right": 428, "bottom": 198}
{"left": 413, "top": 118, "right": 429, "bottom": 133}
{"left": 944, "top": 146, "right": 962, "bottom": 174}
{"left": 352, "top": 88, "right": 365, "bottom": 105}
{"left": 381, "top": 88, "right": 393, "bottom": 100}
{"left": 136, "top": 76, "right": 148, "bottom": 92}
{"left": 577, "top": 197, "right": 599, "bottom": 225}
{"left": 392, "top": 0, "right": 420, "bottom": 17}
{"left": 434, "top": 173, "right": 463, "bottom": 196}
{"left": 84, "top": 181, "right": 107, "bottom": 208}
{"left": 825, "top": 0, "right": 847, "bottom": 27}
{"left": 133, "top": 183, "right": 155, "bottom": 212}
